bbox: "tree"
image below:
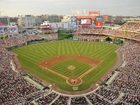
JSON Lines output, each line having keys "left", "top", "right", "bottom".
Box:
{"left": 105, "top": 37, "right": 112, "bottom": 42}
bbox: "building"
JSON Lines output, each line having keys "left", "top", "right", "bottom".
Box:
{"left": 103, "top": 15, "right": 112, "bottom": 23}
{"left": 40, "top": 21, "right": 54, "bottom": 34}
{"left": 47, "top": 15, "right": 62, "bottom": 23}
{"left": 0, "top": 16, "right": 18, "bottom": 36}
{"left": 0, "top": 16, "right": 10, "bottom": 25}
{"left": 0, "top": 23, "right": 18, "bottom": 37}
{"left": 61, "top": 16, "right": 77, "bottom": 30}
{"left": 24, "top": 15, "right": 36, "bottom": 28}
{"left": 35, "top": 16, "right": 43, "bottom": 26}
{"left": 18, "top": 15, "right": 36, "bottom": 28}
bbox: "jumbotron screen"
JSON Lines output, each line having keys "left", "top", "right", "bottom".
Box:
{"left": 80, "top": 18, "right": 92, "bottom": 25}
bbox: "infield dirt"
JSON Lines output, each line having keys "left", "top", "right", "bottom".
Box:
{"left": 39, "top": 55, "right": 101, "bottom": 68}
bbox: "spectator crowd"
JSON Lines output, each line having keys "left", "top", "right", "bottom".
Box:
{"left": 119, "top": 21, "right": 140, "bottom": 33}
{"left": 76, "top": 26, "right": 139, "bottom": 39}
{"left": 0, "top": 48, "right": 38, "bottom": 104}
{"left": 0, "top": 34, "right": 58, "bottom": 48}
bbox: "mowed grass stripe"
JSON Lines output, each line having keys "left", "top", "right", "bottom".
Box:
{"left": 12, "top": 41, "right": 117, "bottom": 91}
{"left": 89, "top": 45, "right": 115, "bottom": 59}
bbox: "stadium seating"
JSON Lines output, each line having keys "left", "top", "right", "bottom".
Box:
{"left": 76, "top": 27, "right": 139, "bottom": 38}
{"left": 119, "top": 21, "right": 140, "bottom": 33}
{"left": 0, "top": 48, "right": 38, "bottom": 104}
{"left": 0, "top": 29, "right": 140, "bottom": 104}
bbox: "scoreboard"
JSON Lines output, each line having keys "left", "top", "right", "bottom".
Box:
{"left": 80, "top": 18, "right": 92, "bottom": 25}
{"left": 95, "top": 16, "right": 103, "bottom": 28}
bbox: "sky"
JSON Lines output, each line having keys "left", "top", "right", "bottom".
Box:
{"left": 0, "top": 0, "right": 140, "bottom": 16}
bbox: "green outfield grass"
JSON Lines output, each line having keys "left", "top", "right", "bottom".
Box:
{"left": 12, "top": 40, "right": 117, "bottom": 91}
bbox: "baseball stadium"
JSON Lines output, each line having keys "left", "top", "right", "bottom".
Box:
{"left": 0, "top": 19, "right": 140, "bottom": 105}
{"left": 0, "top": 7, "right": 140, "bottom": 104}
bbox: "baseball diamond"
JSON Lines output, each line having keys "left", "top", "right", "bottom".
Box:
{"left": 12, "top": 40, "right": 117, "bottom": 91}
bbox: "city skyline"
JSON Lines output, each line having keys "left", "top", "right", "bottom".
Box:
{"left": 0, "top": 0, "right": 140, "bottom": 17}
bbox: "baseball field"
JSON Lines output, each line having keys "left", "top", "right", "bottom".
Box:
{"left": 12, "top": 40, "right": 117, "bottom": 91}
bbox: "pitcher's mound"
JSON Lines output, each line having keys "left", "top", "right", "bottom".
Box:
{"left": 67, "top": 65, "right": 76, "bottom": 71}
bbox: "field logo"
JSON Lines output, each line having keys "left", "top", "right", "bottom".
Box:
{"left": 72, "top": 87, "right": 79, "bottom": 91}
